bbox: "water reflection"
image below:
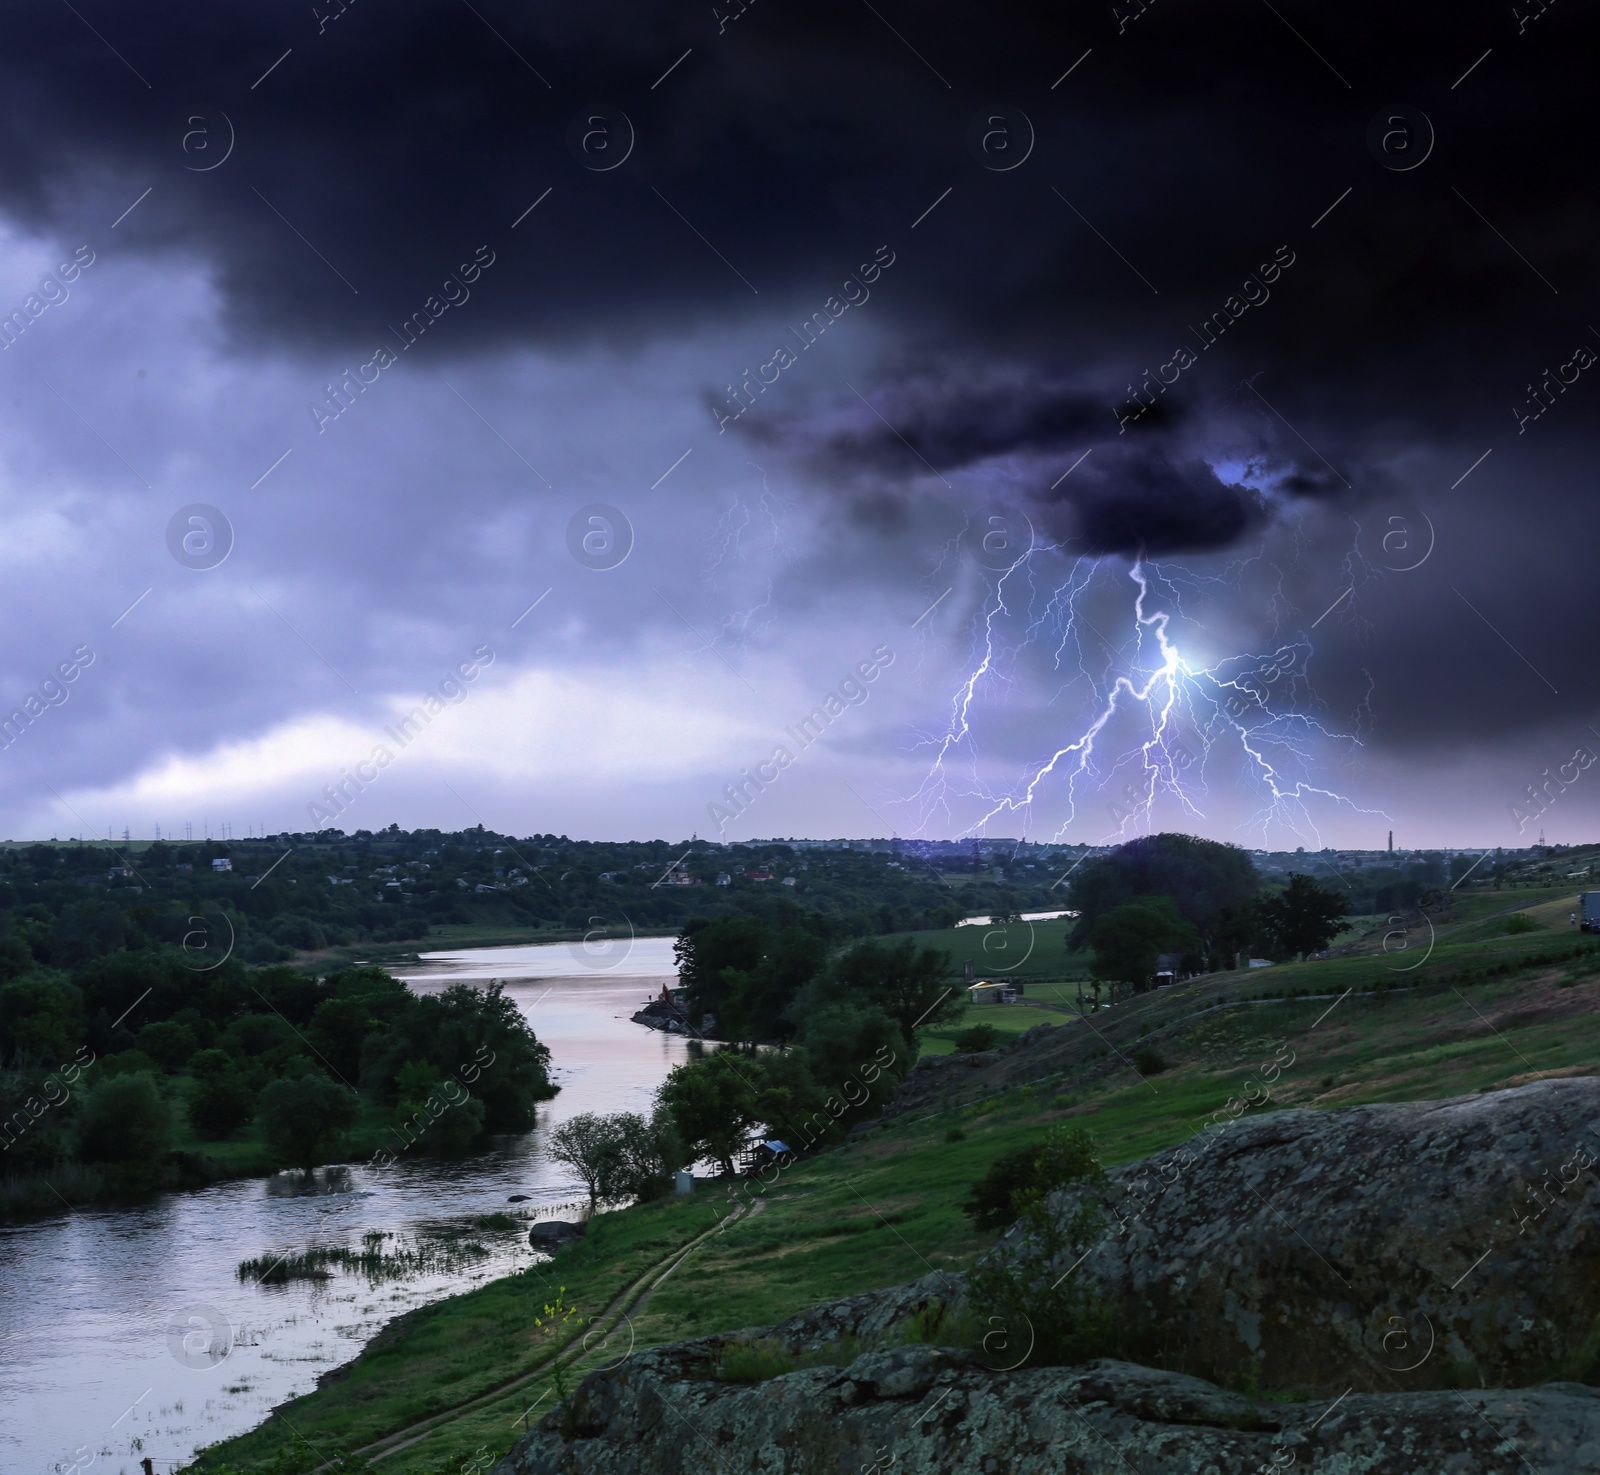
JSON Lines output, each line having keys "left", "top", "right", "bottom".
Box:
{"left": 0, "top": 941, "right": 687, "bottom": 1475}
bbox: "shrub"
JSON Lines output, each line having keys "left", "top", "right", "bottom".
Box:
{"left": 944, "top": 1126, "right": 966, "bottom": 1143}
{"left": 953, "top": 1024, "right": 1000, "bottom": 1053}
{"left": 1503, "top": 915, "right": 1539, "bottom": 935}
{"left": 966, "top": 1127, "right": 1117, "bottom": 1367}
{"left": 714, "top": 1334, "right": 862, "bottom": 1383}
{"left": 900, "top": 1301, "right": 987, "bottom": 1350}
{"left": 1132, "top": 1045, "right": 1168, "bottom": 1076}
{"left": 962, "top": 1124, "right": 1107, "bottom": 1230}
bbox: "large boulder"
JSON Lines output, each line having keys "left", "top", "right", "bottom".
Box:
{"left": 491, "top": 1276, "right": 1600, "bottom": 1474}
{"left": 995, "top": 1076, "right": 1600, "bottom": 1392}
{"left": 528, "top": 1219, "right": 587, "bottom": 1251}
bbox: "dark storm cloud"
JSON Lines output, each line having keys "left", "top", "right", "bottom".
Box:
{"left": 773, "top": 376, "right": 1107, "bottom": 474}
{"left": 1, "top": 0, "right": 1598, "bottom": 843}
{"left": 760, "top": 371, "right": 1259, "bottom": 556}
{"left": 1039, "top": 447, "right": 1264, "bottom": 557}
{"left": 0, "top": 0, "right": 1591, "bottom": 379}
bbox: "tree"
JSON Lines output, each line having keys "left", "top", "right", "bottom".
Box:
{"left": 655, "top": 1051, "right": 761, "bottom": 1177}
{"left": 392, "top": 1060, "right": 485, "bottom": 1154}
{"left": 257, "top": 1072, "right": 360, "bottom": 1173}
{"left": 362, "top": 980, "right": 556, "bottom": 1131}
{"left": 0, "top": 971, "right": 84, "bottom": 1068}
{"left": 719, "top": 928, "right": 828, "bottom": 1043}
{"left": 1087, "top": 896, "right": 1198, "bottom": 992}
{"left": 607, "top": 1110, "right": 681, "bottom": 1202}
{"left": 76, "top": 1071, "right": 173, "bottom": 1165}
{"left": 820, "top": 937, "right": 959, "bottom": 1039}
{"left": 188, "top": 1069, "right": 257, "bottom": 1139}
{"left": 674, "top": 917, "right": 769, "bottom": 1032}
{"left": 1259, "top": 873, "right": 1346, "bottom": 960}
{"left": 1068, "top": 833, "right": 1256, "bottom": 966}
{"left": 545, "top": 1112, "right": 623, "bottom": 1213}
{"left": 545, "top": 1109, "right": 676, "bottom": 1210}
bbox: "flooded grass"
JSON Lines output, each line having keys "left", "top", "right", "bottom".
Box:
{"left": 239, "top": 1230, "right": 493, "bottom": 1286}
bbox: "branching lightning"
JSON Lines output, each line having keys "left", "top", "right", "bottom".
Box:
{"left": 907, "top": 514, "right": 1390, "bottom": 848}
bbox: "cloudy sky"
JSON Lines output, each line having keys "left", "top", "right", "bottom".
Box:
{"left": 0, "top": 0, "right": 1593, "bottom": 848}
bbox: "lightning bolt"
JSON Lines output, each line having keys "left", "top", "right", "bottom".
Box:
{"left": 906, "top": 529, "right": 1389, "bottom": 848}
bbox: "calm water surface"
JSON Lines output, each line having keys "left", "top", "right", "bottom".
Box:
{"left": 0, "top": 937, "right": 686, "bottom": 1475}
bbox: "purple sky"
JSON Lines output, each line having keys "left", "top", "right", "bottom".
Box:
{"left": 0, "top": 1, "right": 1594, "bottom": 848}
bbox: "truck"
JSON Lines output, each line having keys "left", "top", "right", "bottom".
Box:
{"left": 1581, "top": 893, "right": 1600, "bottom": 934}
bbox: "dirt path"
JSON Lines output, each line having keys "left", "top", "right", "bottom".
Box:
{"left": 327, "top": 1197, "right": 763, "bottom": 1468}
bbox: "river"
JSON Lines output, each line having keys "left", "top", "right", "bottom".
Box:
{"left": 0, "top": 937, "right": 689, "bottom": 1475}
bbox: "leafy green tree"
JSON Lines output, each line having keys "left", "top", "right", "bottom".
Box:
{"left": 364, "top": 981, "right": 554, "bottom": 1132}
{"left": 604, "top": 1110, "right": 681, "bottom": 1203}
{"left": 0, "top": 972, "right": 84, "bottom": 1067}
{"left": 1088, "top": 896, "right": 1198, "bottom": 991}
{"left": 137, "top": 1020, "right": 198, "bottom": 1073}
{"left": 1068, "top": 833, "right": 1256, "bottom": 965}
{"left": 188, "top": 1069, "right": 257, "bottom": 1139}
{"left": 0, "top": 1067, "right": 77, "bottom": 1172}
{"left": 674, "top": 916, "right": 770, "bottom": 1035}
{"left": 791, "top": 1002, "right": 906, "bottom": 1102}
{"left": 719, "top": 928, "right": 828, "bottom": 1043}
{"left": 257, "top": 1073, "right": 360, "bottom": 1173}
{"left": 308, "top": 973, "right": 410, "bottom": 1083}
{"left": 1259, "top": 873, "right": 1346, "bottom": 960}
{"left": 655, "top": 1051, "right": 761, "bottom": 1177}
{"left": 392, "top": 1060, "right": 485, "bottom": 1154}
{"left": 76, "top": 1072, "right": 173, "bottom": 1164}
{"left": 817, "top": 937, "right": 959, "bottom": 1039}
{"left": 0, "top": 933, "right": 39, "bottom": 984}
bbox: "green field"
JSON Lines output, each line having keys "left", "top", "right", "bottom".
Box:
{"left": 897, "top": 916, "right": 1090, "bottom": 982}
{"left": 190, "top": 884, "right": 1600, "bottom": 1474}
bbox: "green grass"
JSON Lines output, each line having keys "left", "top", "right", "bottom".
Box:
{"left": 191, "top": 887, "right": 1600, "bottom": 1473}
{"left": 920, "top": 1003, "right": 1068, "bottom": 1055}
{"left": 893, "top": 918, "right": 1091, "bottom": 983}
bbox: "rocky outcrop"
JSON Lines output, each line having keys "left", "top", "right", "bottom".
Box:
{"left": 998, "top": 1076, "right": 1600, "bottom": 1392}
{"left": 528, "top": 1219, "right": 587, "bottom": 1250}
{"left": 491, "top": 1081, "right": 1600, "bottom": 1474}
{"left": 492, "top": 1274, "right": 1600, "bottom": 1474}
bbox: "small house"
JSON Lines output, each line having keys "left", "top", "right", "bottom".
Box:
{"left": 211, "top": 858, "right": 232, "bottom": 872}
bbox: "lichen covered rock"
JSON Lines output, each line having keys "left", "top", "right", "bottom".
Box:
{"left": 998, "top": 1077, "right": 1600, "bottom": 1391}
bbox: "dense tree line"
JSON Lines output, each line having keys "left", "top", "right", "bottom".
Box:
{"left": 0, "top": 825, "right": 1050, "bottom": 970}
{"left": 0, "top": 945, "right": 555, "bottom": 1210}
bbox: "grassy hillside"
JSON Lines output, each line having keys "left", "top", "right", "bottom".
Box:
{"left": 190, "top": 885, "right": 1600, "bottom": 1474}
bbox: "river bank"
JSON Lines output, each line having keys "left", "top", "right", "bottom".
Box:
{"left": 0, "top": 941, "right": 688, "bottom": 1475}
{"left": 184, "top": 934, "right": 1600, "bottom": 1473}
